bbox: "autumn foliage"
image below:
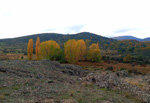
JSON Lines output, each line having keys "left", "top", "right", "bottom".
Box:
{"left": 35, "top": 37, "right": 40, "bottom": 60}
{"left": 89, "top": 43, "right": 99, "bottom": 49}
{"left": 27, "top": 39, "right": 33, "bottom": 60}
{"left": 27, "top": 38, "right": 101, "bottom": 63}
{"left": 64, "top": 39, "right": 78, "bottom": 63}
{"left": 123, "top": 54, "right": 132, "bottom": 63}
{"left": 64, "top": 40, "right": 101, "bottom": 63}
{"left": 87, "top": 43, "right": 101, "bottom": 62}
{"left": 76, "top": 40, "right": 87, "bottom": 61}
{"left": 40, "top": 40, "right": 60, "bottom": 59}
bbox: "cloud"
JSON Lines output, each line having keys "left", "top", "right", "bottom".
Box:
{"left": 114, "top": 28, "right": 139, "bottom": 33}
{"left": 65, "top": 25, "right": 85, "bottom": 33}
{"left": 114, "top": 29, "right": 132, "bottom": 33}
{"left": 42, "top": 28, "right": 57, "bottom": 32}
{"left": 0, "top": 0, "right": 150, "bottom": 39}
{"left": 41, "top": 25, "right": 85, "bottom": 34}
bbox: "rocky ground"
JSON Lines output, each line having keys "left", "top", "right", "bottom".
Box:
{"left": 0, "top": 60, "right": 148, "bottom": 103}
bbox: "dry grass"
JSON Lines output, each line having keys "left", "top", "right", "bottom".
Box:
{"left": 76, "top": 61, "right": 150, "bottom": 73}
{"left": 124, "top": 78, "right": 146, "bottom": 89}
{"left": 0, "top": 53, "right": 24, "bottom": 60}
{"left": 0, "top": 53, "right": 37, "bottom": 60}
{"left": 81, "top": 81, "right": 94, "bottom": 87}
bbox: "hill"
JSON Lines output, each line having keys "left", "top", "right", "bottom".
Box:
{"left": 0, "top": 32, "right": 115, "bottom": 45}
{"left": 112, "top": 36, "right": 150, "bottom": 42}
{"left": 112, "top": 36, "right": 142, "bottom": 41}
{"left": 0, "top": 32, "right": 116, "bottom": 53}
{"left": 142, "top": 37, "right": 150, "bottom": 41}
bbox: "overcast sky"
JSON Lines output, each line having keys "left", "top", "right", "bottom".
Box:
{"left": 0, "top": 0, "right": 150, "bottom": 39}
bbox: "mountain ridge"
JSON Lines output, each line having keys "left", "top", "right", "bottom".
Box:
{"left": 0, "top": 32, "right": 116, "bottom": 51}
{"left": 112, "top": 36, "right": 150, "bottom": 41}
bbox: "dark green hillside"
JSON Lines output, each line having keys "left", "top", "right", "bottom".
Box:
{"left": 0, "top": 32, "right": 115, "bottom": 45}
{"left": 0, "top": 32, "right": 116, "bottom": 53}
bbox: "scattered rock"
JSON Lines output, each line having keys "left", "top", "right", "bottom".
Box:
{"left": 106, "top": 66, "right": 114, "bottom": 71}
{"left": 43, "top": 98, "right": 55, "bottom": 103}
{"left": 102, "top": 101, "right": 112, "bottom": 103}
{"left": 82, "top": 71, "right": 150, "bottom": 103}
{"left": 116, "top": 70, "right": 129, "bottom": 77}
{"left": 61, "top": 99, "right": 78, "bottom": 103}
{"left": 47, "top": 80, "right": 54, "bottom": 84}
{"left": 61, "top": 64, "right": 85, "bottom": 76}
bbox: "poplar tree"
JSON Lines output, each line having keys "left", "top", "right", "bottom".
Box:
{"left": 27, "top": 39, "right": 33, "bottom": 60}
{"left": 87, "top": 43, "right": 101, "bottom": 62}
{"left": 40, "top": 40, "right": 60, "bottom": 59}
{"left": 35, "top": 37, "right": 40, "bottom": 60}
{"left": 76, "top": 40, "right": 87, "bottom": 61}
{"left": 64, "top": 39, "right": 77, "bottom": 63}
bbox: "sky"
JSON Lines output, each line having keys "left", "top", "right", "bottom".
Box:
{"left": 0, "top": 0, "right": 150, "bottom": 39}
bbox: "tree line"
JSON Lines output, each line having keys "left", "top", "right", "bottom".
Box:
{"left": 27, "top": 37, "right": 101, "bottom": 63}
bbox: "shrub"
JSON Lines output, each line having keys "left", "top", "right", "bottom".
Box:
{"left": 123, "top": 54, "right": 132, "bottom": 63}
{"left": 120, "top": 68, "right": 125, "bottom": 71}
{"left": 40, "top": 40, "right": 60, "bottom": 59}
{"left": 50, "top": 48, "right": 66, "bottom": 63}
{"left": 106, "top": 66, "right": 114, "bottom": 71}
{"left": 87, "top": 49, "right": 101, "bottom": 62}
{"left": 87, "top": 43, "right": 101, "bottom": 62}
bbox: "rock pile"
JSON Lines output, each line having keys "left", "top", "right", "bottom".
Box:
{"left": 83, "top": 70, "right": 150, "bottom": 103}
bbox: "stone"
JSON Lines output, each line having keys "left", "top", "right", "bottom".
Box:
{"left": 61, "top": 99, "right": 78, "bottom": 103}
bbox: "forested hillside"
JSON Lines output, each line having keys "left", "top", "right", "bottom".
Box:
{"left": 0, "top": 32, "right": 116, "bottom": 53}
{"left": 0, "top": 32, "right": 115, "bottom": 45}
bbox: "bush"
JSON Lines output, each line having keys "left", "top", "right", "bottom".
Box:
{"left": 106, "top": 66, "right": 114, "bottom": 71}
{"left": 120, "top": 68, "right": 125, "bottom": 71}
{"left": 127, "top": 69, "right": 142, "bottom": 75}
{"left": 87, "top": 49, "right": 101, "bottom": 62}
{"left": 123, "top": 54, "right": 132, "bottom": 63}
{"left": 40, "top": 42, "right": 66, "bottom": 63}
{"left": 50, "top": 48, "right": 66, "bottom": 63}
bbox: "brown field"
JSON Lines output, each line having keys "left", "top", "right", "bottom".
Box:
{"left": 0, "top": 53, "right": 38, "bottom": 60}
{"left": 76, "top": 61, "right": 150, "bottom": 73}
{"left": 0, "top": 53, "right": 26, "bottom": 60}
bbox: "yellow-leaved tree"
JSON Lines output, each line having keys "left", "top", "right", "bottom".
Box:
{"left": 87, "top": 43, "right": 101, "bottom": 62}
{"left": 40, "top": 40, "right": 60, "bottom": 59}
{"left": 27, "top": 39, "right": 33, "bottom": 60}
{"left": 35, "top": 37, "right": 40, "bottom": 60}
{"left": 89, "top": 43, "right": 99, "bottom": 49}
{"left": 85, "top": 39, "right": 91, "bottom": 50}
{"left": 76, "top": 40, "right": 87, "bottom": 61}
{"left": 64, "top": 39, "right": 78, "bottom": 63}
{"left": 123, "top": 54, "right": 132, "bottom": 63}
